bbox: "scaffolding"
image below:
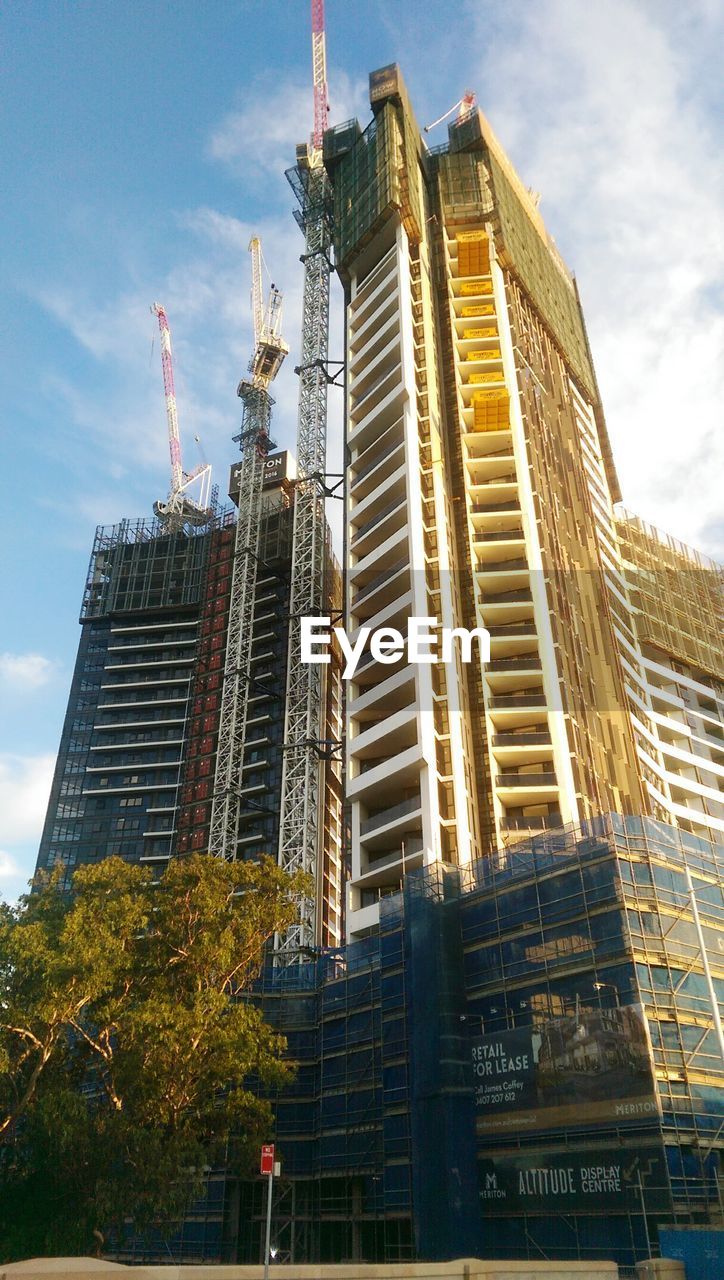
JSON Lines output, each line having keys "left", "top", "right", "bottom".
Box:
{"left": 616, "top": 511, "right": 724, "bottom": 683}
{"left": 80, "top": 509, "right": 231, "bottom": 620}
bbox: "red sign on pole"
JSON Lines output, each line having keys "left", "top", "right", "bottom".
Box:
{"left": 260, "top": 1144, "right": 275, "bottom": 1175}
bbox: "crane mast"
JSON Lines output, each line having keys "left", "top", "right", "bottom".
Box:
{"left": 276, "top": 0, "right": 334, "bottom": 955}
{"left": 208, "top": 242, "right": 288, "bottom": 861}
{"left": 151, "top": 303, "right": 213, "bottom": 531}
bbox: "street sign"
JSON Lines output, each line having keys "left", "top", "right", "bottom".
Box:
{"left": 260, "top": 1143, "right": 275, "bottom": 1175}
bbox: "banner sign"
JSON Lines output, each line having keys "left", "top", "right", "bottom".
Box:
{"left": 479, "top": 1145, "right": 670, "bottom": 1214}
{"left": 472, "top": 1005, "right": 660, "bottom": 1134}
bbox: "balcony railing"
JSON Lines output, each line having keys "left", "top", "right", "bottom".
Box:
{"left": 492, "top": 733, "right": 551, "bottom": 747}
{"left": 352, "top": 496, "right": 405, "bottom": 544}
{"left": 489, "top": 694, "right": 547, "bottom": 708}
{"left": 487, "top": 657, "right": 542, "bottom": 672}
{"left": 484, "top": 589, "right": 533, "bottom": 605}
{"left": 501, "top": 814, "right": 563, "bottom": 831}
{"left": 486, "top": 622, "right": 537, "bottom": 637}
{"left": 472, "top": 471, "right": 518, "bottom": 486}
{"left": 361, "top": 794, "right": 421, "bottom": 837}
{"left": 478, "top": 558, "right": 529, "bottom": 574}
{"left": 474, "top": 528, "right": 524, "bottom": 542}
{"left": 496, "top": 772, "right": 557, "bottom": 787}
{"left": 352, "top": 431, "right": 404, "bottom": 486}
{"left": 471, "top": 501, "right": 521, "bottom": 514}
{"left": 352, "top": 560, "right": 408, "bottom": 608}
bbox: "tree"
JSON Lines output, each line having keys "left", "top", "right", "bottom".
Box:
{"left": 0, "top": 854, "right": 309, "bottom": 1260}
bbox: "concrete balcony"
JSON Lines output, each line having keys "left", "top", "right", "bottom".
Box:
{"left": 359, "top": 792, "right": 423, "bottom": 849}
{"left": 350, "top": 664, "right": 416, "bottom": 721}
{"left": 350, "top": 426, "right": 405, "bottom": 498}
{"left": 470, "top": 499, "right": 522, "bottom": 518}
{"left": 500, "top": 813, "right": 563, "bottom": 833}
{"left": 349, "top": 279, "right": 398, "bottom": 347}
{"left": 477, "top": 564, "right": 530, "bottom": 597}
{"left": 350, "top": 559, "right": 410, "bottom": 619}
{"left": 490, "top": 732, "right": 554, "bottom": 766}
{"left": 356, "top": 838, "right": 425, "bottom": 891}
{"left": 347, "top": 378, "right": 407, "bottom": 453}
{"left": 480, "top": 590, "right": 535, "bottom": 627}
{"left": 350, "top": 329, "right": 402, "bottom": 403}
{"left": 495, "top": 772, "right": 559, "bottom": 805}
{"left": 350, "top": 461, "right": 406, "bottom": 526}
{"left": 351, "top": 522, "right": 408, "bottom": 578}
{"left": 348, "top": 742, "right": 423, "bottom": 805}
{"left": 466, "top": 456, "right": 517, "bottom": 488}
{"left": 487, "top": 692, "right": 548, "bottom": 728}
{"left": 349, "top": 309, "right": 400, "bottom": 379}
{"left": 351, "top": 498, "right": 408, "bottom": 562}
{"left": 484, "top": 659, "right": 543, "bottom": 695}
{"left": 350, "top": 703, "right": 418, "bottom": 764}
{"left": 350, "top": 362, "right": 404, "bottom": 430}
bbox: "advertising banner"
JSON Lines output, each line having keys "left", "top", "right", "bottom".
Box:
{"left": 472, "top": 1005, "right": 660, "bottom": 1134}
{"left": 478, "top": 1145, "right": 670, "bottom": 1214}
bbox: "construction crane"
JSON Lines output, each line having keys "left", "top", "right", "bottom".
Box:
{"left": 248, "top": 236, "right": 289, "bottom": 388}
{"left": 277, "top": 0, "right": 335, "bottom": 956}
{"left": 423, "top": 90, "right": 477, "bottom": 133}
{"left": 150, "top": 303, "right": 213, "bottom": 531}
{"left": 208, "top": 240, "right": 288, "bottom": 862}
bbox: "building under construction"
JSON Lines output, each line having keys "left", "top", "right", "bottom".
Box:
{"left": 36, "top": 457, "right": 345, "bottom": 946}
{"left": 33, "top": 7, "right": 724, "bottom": 1269}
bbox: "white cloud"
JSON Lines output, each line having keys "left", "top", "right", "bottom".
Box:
{"left": 0, "top": 850, "right": 21, "bottom": 881}
{"left": 0, "top": 754, "right": 55, "bottom": 847}
{"left": 466, "top": 0, "right": 724, "bottom": 560}
{"left": 0, "top": 652, "right": 57, "bottom": 689}
{"left": 208, "top": 68, "right": 367, "bottom": 187}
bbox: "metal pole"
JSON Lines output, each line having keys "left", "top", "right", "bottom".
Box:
{"left": 263, "top": 1168, "right": 273, "bottom": 1280}
{"left": 685, "top": 866, "right": 724, "bottom": 1067}
{"left": 637, "top": 1168, "right": 652, "bottom": 1260}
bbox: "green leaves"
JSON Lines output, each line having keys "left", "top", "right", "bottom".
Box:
{"left": 0, "top": 854, "right": 310, "bottom": 1259}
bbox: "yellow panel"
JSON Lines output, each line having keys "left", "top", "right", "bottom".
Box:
{"left": 461, "top": 303, "right": 496, "bottom": 317}
{"left": 469, "top": 371, "right": 504, "bottom": 385}
{"left": 467, "top": 348, "right": 501, "bottom": 362}
{"left": 472, "top": 389, "right": 510, "bottom": 432}
{"left": 463, "top": 327, "right": 497, "bottom": 340}
{"left": 460, "top": 279, "right": 494, "bottom": 296}
{"left": 457, "top": 230, "right": 490, "bottom": 278}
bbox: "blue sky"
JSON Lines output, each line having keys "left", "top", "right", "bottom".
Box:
{"left": 1, "top": 0, "right": 723, "bottom": 901}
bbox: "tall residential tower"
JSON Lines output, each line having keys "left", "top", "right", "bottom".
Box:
{"left": 323, "top": 66, "right": 723, "bottom": 939}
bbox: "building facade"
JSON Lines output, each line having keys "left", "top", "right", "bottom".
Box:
{"left": 36, "top": 456, "right": 345, "bottom": 947}
{"left": 322, "top": 65, "right": 723, "bottom": 941}
{"left": 114, "top": 815, "right": 723, "bottom": 1271}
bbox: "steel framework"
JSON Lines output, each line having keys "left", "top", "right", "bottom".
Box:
{"left": 209, "top": 238, "right": 287, "bottom": 860}
{"left": 208, "top": 386, "right": 272, "bottom": 859}
{"left": 276, "top": 160, "right": 334, "bottom": 952}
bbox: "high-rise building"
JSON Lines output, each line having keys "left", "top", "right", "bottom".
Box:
{"left": 36, "top": 453, "right": 346, "bottom": 947}
{"left": 33, "top": 58, "right": 724, "bottom": 1273}
{"left": 322, "top": 65, "right": 723, "bottom": 940}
